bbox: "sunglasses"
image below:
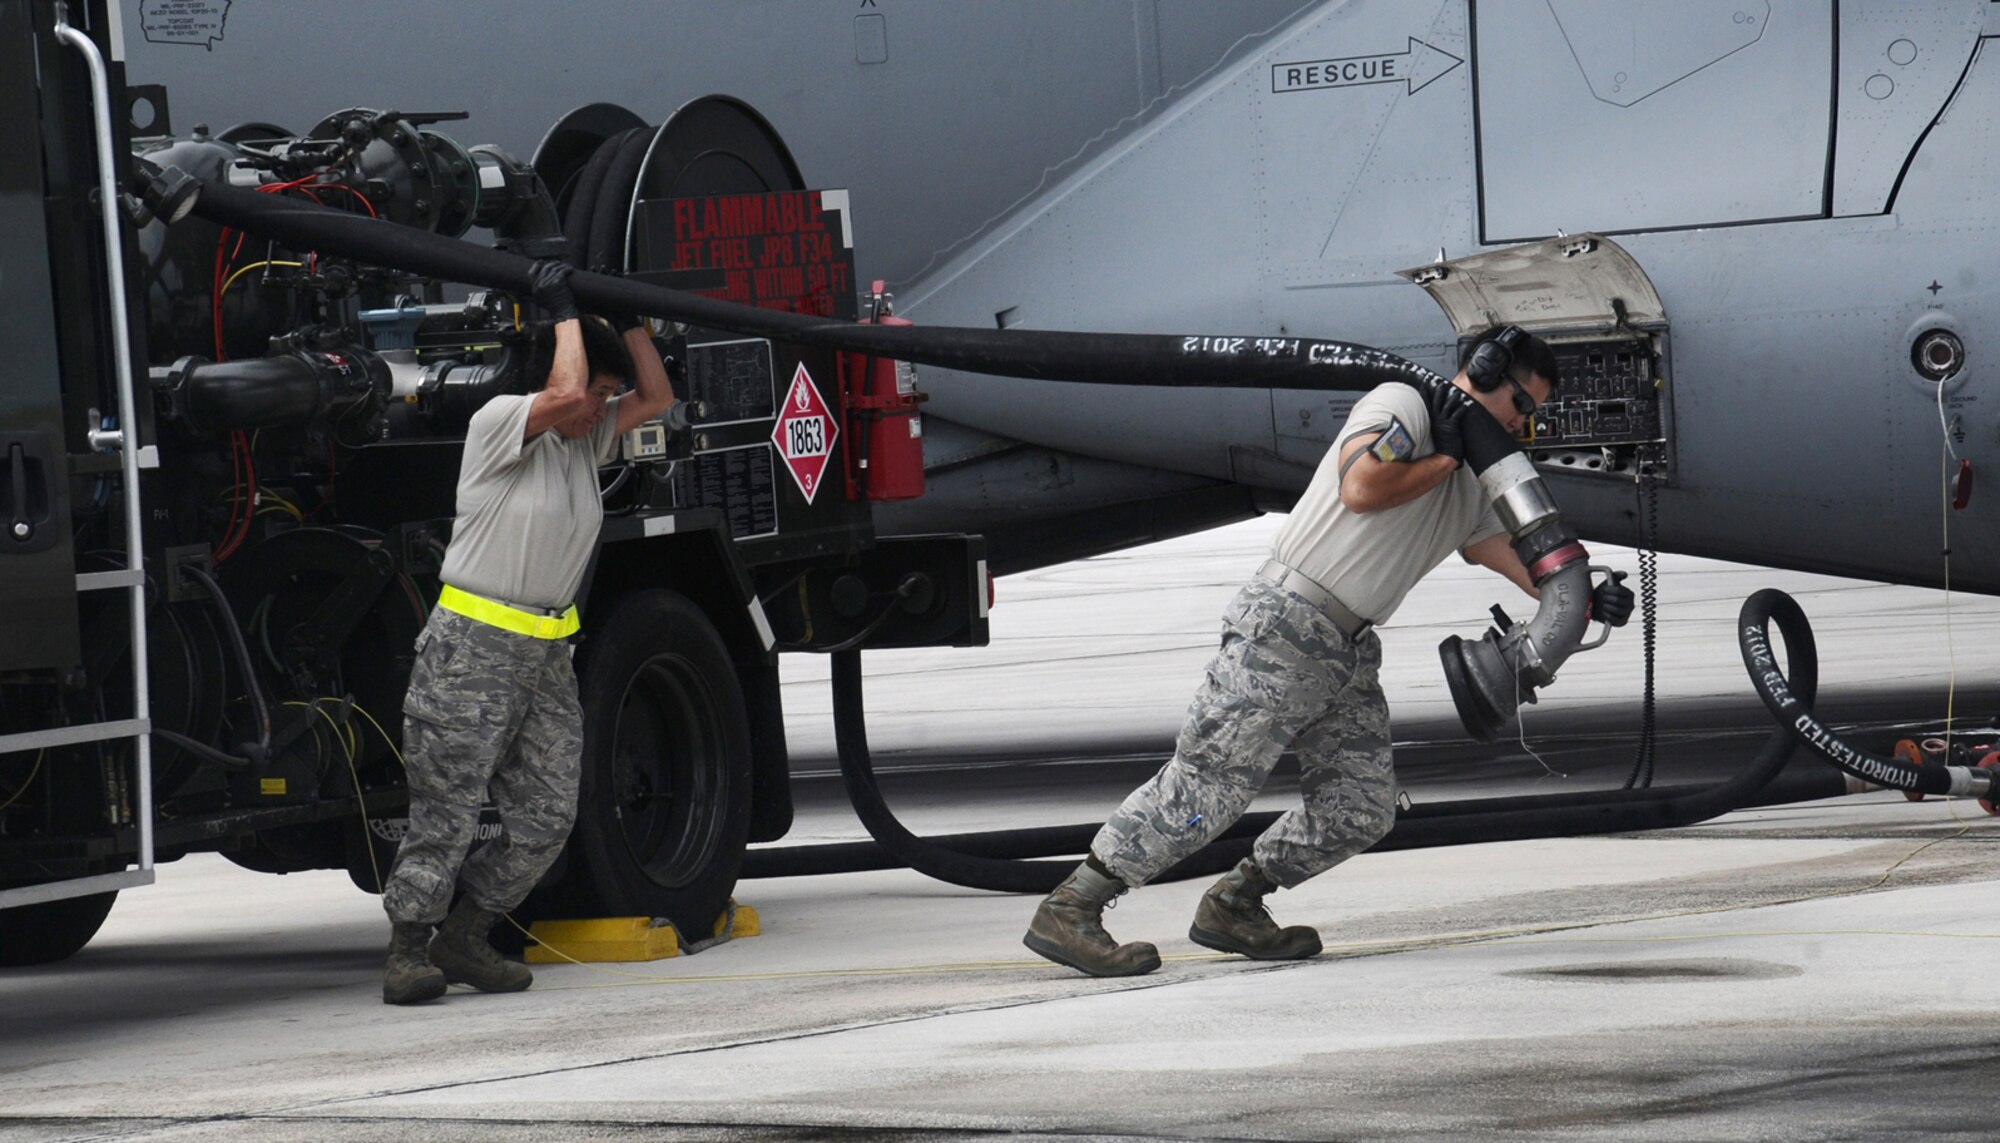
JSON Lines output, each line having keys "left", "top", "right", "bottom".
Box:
{"left": 1504, "top": 375, "right": 1538, "bottom": 417}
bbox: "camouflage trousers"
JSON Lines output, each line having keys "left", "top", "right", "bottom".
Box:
{"left": 1093, "top": 576, "right": 1397, "bottom": 889}
{"left": 381, "top": 606, "right": 584, "bottom": 924}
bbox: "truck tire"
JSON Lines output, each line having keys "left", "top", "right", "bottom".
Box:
{"left": 0, "top": 890, "right": 117, "bottom": 966}
{"left": 562, "top": 590, "right": 751, "bottom": 939}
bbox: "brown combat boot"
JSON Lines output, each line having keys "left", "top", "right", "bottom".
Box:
{"left": 1023, "top": 862, "right": 1161, "bottom": 977}
{"left": 428, "top": 899, "right": 533, "bottom": 993}
{"left": 1189, "top": 858, "right": 1322, "bottom": 960}
{"left": 382, "top": 921, "right": 447, "bottom": 1005}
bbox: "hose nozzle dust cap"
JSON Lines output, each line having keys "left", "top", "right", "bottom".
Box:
{"left": 1440, "top": 631, "right": 1535, "bottom": 742}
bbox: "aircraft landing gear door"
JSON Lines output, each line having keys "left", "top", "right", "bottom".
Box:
{"left": 1396, "top": 234, "right": 1672, "bottom": 484}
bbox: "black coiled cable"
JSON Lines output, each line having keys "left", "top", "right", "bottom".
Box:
{"left": 1624, "top": 475, "right": 1661, "bottom": 789}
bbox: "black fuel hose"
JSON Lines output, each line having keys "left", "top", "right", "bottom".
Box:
{"left": 1739, "top": 588, "right": 1977, "bottom": 796}
{"left": 823, "top": 648, "right": 1114, "bottom": 893}
{"left": 560, "top": 127, "right": 632, "bottom": 272}
{"left": 179, "top": 175, "right": 1436, "bottom": 393}
{"left": 750, "top": 637, "right": 1842, "bottom": 893}
{"left": 741, "top": 762, "right": 1842, "bottom": 879}
{"left": 585, "top": 128, "right": 653, "bottom": 275}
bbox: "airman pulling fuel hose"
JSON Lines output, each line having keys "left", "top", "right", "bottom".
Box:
{"left": 175, "top": 166, "right": 1862, "bottom": 891}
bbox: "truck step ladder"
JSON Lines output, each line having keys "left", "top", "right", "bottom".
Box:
{"left": 0, "top": 7, "right": 158, "bottom": 911}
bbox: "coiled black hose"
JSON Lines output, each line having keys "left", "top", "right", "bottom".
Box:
{"left": 560, "top": 127, "right": 633, "bottom": 271}
{"left": 585, "top": 128, "right": 654, "bottom": 275}
{"left": 1739, "top": 588, "right": 1964, "bottom": 795}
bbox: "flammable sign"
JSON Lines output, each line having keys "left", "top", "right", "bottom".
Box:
{"left": 772, "top": 362, "right": 838, "bottom": 503}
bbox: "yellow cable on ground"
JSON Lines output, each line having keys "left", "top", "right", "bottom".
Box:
{"left": 349, "top": 702, "right": 407, "bottom": 773}
{"left": 321, "top": 710, "right": 381, "bottom": 894}
{"left": 343, "top": 702, "right": 406, "bottom": 897}
{"left": 284, "top": 700, "right": 384, "bottom": 892}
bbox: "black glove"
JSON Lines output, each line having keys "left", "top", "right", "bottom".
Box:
{"left": 526, "top": 259, "right": 579, "bottom": 323}
{"left": 1590, "top": 570, "right": 1635, "bottom": 628}
{"left": 1426, "top": 383, "right": 1474, "bottom": 463}
{"left": 596, "top": 311, "right": 645, "bottom": 336}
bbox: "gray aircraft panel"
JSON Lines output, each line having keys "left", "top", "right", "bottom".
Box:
{"left": 1888, "top": 35, "right": 2000, "bottom": 222}
{"left": 1398, "top": 236, "right": 1669, "bottom": 333}
{"left": 887, "top": 436, "right": 1229, "bottom": 536}
{"left": 903, "top": 73, "right": 1283, "bottom": 481}
{"left": 118, "top": 0, "right": 1317, "bottom": 293}
{"left": 1834, "top": 0, "right": 1988, "bottom": 216}
{"left": 1476, "top": 0, "right": 1832, "bottom": 242}
{"left": 1270, "top": 1, "right": 1474, "bottom": 283}
{"left": 907, "top": 0, "right": 1481, "bottom": 482}
{"left": 1542, "top": 0, "right": 1770, "bottom": 107}
{"left": 880, "top": 0, "right": 2000, "bottom": 591}
{"left": 1609, "top": 204, "right": 1994, "bottom": 581}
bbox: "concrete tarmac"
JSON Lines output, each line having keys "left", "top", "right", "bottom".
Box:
{"left": 6, "top": 518, "right": 2000, "bottom": 1142}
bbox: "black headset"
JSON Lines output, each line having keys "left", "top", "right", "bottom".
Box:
{"left": 1465, "top": 325, "right": 1524, "bottom": 391}
{"left": 1464, "top": 325, "right": 1537, "bottom": 415}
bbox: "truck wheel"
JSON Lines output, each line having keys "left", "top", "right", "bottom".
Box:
{"left": 563, "top": 590, "right": 751, "bottom": 939}
{"left": 0, "top": 890, "right": 117, "bottom": 966}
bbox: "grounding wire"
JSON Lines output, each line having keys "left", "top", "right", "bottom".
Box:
{"left": 1623, "top": 475, "right": 1661, "bottom": 789}
{"left": 1937, "top": 380, "right": 1960, "bottom": 758}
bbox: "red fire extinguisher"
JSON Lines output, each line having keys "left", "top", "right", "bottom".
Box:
{"left": 840, "top": 280, "right": 926, "bottom": 501}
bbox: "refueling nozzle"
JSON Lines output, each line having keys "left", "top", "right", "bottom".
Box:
{"left": 1438, "top": 400, "right": 1617, "bottom": 741}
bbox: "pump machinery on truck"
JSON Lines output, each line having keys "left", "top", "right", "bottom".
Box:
{"left": 0, "top": 0, "right": 984, "bottom": 964}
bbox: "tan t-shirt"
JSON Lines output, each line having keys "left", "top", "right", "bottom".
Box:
{"left": 1269, "top": 382, "right": 1502, "bottom": 624}
{"left": 438, "top": 393, "right": 622, "bottom": 611}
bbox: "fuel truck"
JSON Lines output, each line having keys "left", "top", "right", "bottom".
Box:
{"left": 15, "top": 1, "right": 1885, "bottom": 968}
{"left": 0, "top": 1, "right": 987, "bottom": 964}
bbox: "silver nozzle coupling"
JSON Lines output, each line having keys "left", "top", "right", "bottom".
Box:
{"left": 1948, "top": 764, "right": 2000, "bottom": 801}
{"left": 1477, "top": 452, "right": 1562, "bottom": 537}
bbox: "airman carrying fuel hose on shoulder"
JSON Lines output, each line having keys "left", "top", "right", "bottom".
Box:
{"left": 1024, "top": 325, "right": 1634, "bottom": 977}
{"left": 381, "top": 261, "right": 679, "bottom": 1005}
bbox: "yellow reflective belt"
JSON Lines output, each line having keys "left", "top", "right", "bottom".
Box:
{"left": 437, "top": 584, "right": 580, "bottom": 640}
